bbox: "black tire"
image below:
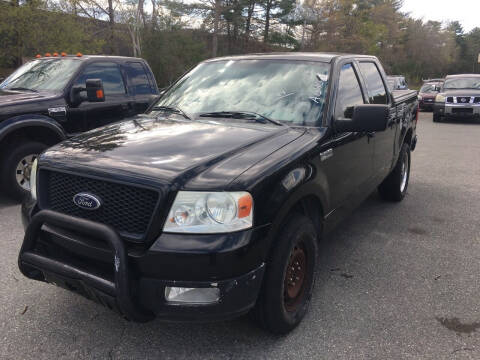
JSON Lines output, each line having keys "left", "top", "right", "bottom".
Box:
{"left": 252, "top": 214, "right": 318, "bottom": 334}
{"left": 433, "top": 113, "right": 441, "bottom": 122}
{"left": 378, "top": 143, "right": 411, "bottom": 202}
{"left": 0, "top": 141, "right": 47, "bottom": 201}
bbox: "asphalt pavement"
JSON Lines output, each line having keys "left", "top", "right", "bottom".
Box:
{"left": 1, "top": 112, "right": 479, "bottom": 359}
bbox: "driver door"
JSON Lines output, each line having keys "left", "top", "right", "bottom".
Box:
{"left": 323, "top": 62, "right": 375, "bottom": 213}
{"left": 66, "top": 61, "right": 135, "bottom": 134}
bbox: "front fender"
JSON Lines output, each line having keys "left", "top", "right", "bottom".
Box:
{"left": 269, "top": 168, "right": 328, "bottom": 222}
{"left": 0, "top": 114, "right": 66, "bottom": 143}
{"left": 238, "top": 160, "right": 330, "bottom": 262}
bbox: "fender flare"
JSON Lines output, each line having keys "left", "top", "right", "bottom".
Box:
{"left": 261, "top": 171, "right": 330, "bottom": 258}
{"left": 0, "top": 114, "right": 66, "bottom": 143}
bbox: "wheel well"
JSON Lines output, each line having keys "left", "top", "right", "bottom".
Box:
{"left": 404, "top": 129, "right": 413, "bottom": 148}
{"left": 0, "top": 126, "right": 63, "bottom": 152}
{"left": 288, "top": 195, "right": 324, "bottom": 238}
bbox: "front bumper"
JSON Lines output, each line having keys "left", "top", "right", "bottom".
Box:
{"left": 419, "top": 98, "right": 435, "bottom": 109}
{"left": 19, "top": 207, "right": 268, "bottom": 322}
{"left": 433, "top": 103, "right": 480, "bottom": 119}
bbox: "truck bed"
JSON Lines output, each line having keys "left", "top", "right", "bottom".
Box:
{"left": 392, "top": 89, "right": 418, "bottom": 104}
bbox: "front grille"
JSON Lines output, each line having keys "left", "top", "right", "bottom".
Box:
{"left": 446, "top": 97, "right": 454, "bottom": 103}
{"left": 474, "top": 97, "right": 480, "bottom": 103}
{"left": 41, "top": 170, "right": 159, "bottom": 240}
{"left": 456, "top": 96, "right": 471, "bottom": 104}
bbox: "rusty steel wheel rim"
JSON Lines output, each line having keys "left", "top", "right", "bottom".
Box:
{"left": 284, "top": 241, "right": 307, "bottom": 312}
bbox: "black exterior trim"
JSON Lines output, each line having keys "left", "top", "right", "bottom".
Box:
{"left": 18, "top": 210, "right": 154, "bottom": 322}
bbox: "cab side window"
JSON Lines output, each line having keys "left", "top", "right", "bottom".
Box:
{"left": 75, "top": 62, "right": 126, "bottom": 95}
{"left": 335, "top": 63, "right": 365, "bottom": 119}
{"left": 126, "top": 62, "right": 154, "bottom": 95}
{"left": 359, "top": 62, "right": 388, "bottom": 104}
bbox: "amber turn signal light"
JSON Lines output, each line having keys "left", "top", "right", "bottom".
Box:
{"left": 238, "top": 193, "right": 253, "bottom": 218}
{"left": 96, "top": 89, "right": 104, "bottom": 99}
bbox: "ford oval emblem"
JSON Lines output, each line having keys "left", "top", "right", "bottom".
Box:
{"left": 73, "top": 193, "right": 102, "bottom": 210}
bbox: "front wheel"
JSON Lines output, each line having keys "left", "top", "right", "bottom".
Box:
{"left": 252, "top": 214, "right": 318, "bottom": 334}
{"left": 378, "top": 143, "right": 411, "bottom": 202}
{"left": 0, "top": 141, "right": 47, "bottom": 201}
{"left": 433, "top": 113, "right": 442, "bottom": 122}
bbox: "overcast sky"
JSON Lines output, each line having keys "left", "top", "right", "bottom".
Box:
{"left": 402, "top": 0, "right": 480, "bottom": 32}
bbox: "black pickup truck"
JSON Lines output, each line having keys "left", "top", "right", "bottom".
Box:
{"left": 0, "top": 55, "right": 159, "bottom": 200}
{"left": 19, "top": 53, "right": 418, "bottom": 334}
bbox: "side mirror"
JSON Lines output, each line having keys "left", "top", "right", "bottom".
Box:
{"left": 69, "top": 78, "right": 105, "bottom": 107}
{"left": 335, "top": 104, "right": 390, "bottom": 133}
{"left": 85, "top": 79, "right": 105, "bottom": 102}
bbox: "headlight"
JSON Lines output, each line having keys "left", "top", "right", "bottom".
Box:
{"left": 30, "top": 158, "right": 38, "bottom": 201}
{"left": 418, "top": 95, "right": 423, "bottom": 100}
{"left": 163, "top": 191, "right": 253, "bottom": 233}
{"left": 435, "top": 94, "right": 446, "bottom": 103}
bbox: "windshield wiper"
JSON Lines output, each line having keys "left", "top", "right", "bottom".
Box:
{"left": 8, "top": 87, "right": 38, "bottom": 93}
{"left": 199, "top": 111, "right": 283, "bottom": 126}
{"left": 152, "top": 105, "right": 191, "bottom": 120}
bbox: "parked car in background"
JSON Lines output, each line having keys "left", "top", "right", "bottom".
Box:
{"left": 433, "top": 74, "right": 480, "bottom": 122}
{"left": 418, "top": 80, "right": 444, "bottom": 111}
{"left": 0, "top": 54, "right": 159, "bottom": 200}
{"left": 387, "top": 75, "right": 409, "bottom": 90}
{"left": 19, "top": 53, "right": 418, "bottom": 334}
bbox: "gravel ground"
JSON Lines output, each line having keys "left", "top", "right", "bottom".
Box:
{"left": 0, "top": 112, "right": 479, "bottom": 359}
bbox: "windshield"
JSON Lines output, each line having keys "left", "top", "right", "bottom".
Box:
{"left": 151, "top": 60, "right": 331, "bottom": 126}
{"left": 420, "top": 84, "right": 438, "bottom": 93}
{"left": 444, "top": 77, "right": 480, "bottom": 90}
{"left": 0, "top": 59, "right": 83, "bottom": 91}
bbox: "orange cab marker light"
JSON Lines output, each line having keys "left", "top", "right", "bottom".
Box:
{"left": 45, "top": 53, "right": 51, "bottom": 57}
{"left": 96, "top": 89, "right": 104, "bottom": 99}
{"left": 238, "top": 194, "right": 253, "bottom": 218}
{"left": 61, "top": 52, "right": 67, "bottom": 57}
{"left": 76, "top": 52, "right": 83, "bottom": 57}
{"left": 53, "top": 52, "right": 59, "bottom": 57}
{"left": 35, "top": 54, "right": 42, "bottom": 58}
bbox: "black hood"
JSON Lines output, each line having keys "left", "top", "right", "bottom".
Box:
{"left": 0, "top": 88, "right": 59, "bottom": 103}
{"left": 40, "top": 114, "right": 306, "bottom": 189}
{"left": 442, "top": 89, "right": 480, "bottom": 96}
{"left": 0, "top": 89, "right": 63, "bottom": 120}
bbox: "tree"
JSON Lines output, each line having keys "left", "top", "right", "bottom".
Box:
{"left": 0, "top": 0, "right": 104, "bottom": 67}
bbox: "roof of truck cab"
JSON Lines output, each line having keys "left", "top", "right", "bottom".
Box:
{"left": 445, "top": 74, "right": 480, "bottom": 78}
{"left": 205, "top": 52, "right": 378, "bottom": 63}
{"left": 34, "top": 55, "right": 145, "bottom": 61}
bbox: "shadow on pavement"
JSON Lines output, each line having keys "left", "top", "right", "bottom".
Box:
{"left": 0, "top": 193, "right": 18, "bottom": 208}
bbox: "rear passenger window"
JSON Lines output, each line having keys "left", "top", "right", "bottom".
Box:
{"left": 75, "top": 62, "right": 126, "bottom": 95}
{"left": 359, "top": 62, "right": 388, "bottom": 104}
{"left": 127, "top": 62, "right": 153, "bottom": 95}
{"left": 335, "top": 63, "right": 365, "bottom": 119}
